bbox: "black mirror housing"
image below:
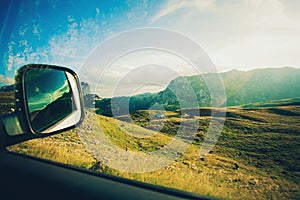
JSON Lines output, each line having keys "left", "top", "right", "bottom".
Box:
{"left": 9, "top": 64, "right": 84, "bottom": 136}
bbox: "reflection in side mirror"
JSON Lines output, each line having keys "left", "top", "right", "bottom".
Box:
{"left": 22, "top": 65, "right": 83, "bottom": 134}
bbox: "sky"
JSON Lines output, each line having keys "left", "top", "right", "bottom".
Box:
{"left": 1, "top": 0, "right": 300, "bottom": 97}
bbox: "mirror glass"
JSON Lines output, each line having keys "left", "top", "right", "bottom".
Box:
{"left": 24, "top": 67, "right": 82, "bottom": 134}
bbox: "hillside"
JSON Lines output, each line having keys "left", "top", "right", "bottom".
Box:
{"left": 95, "top": 67, "right": 300, "bottom": 116}
{"left": 240, "top": 97, "right": 300, "bottom": 108}
{"left": 8, "top": 105, "right": 300, "bottom": 199}
{"left": 0, "top": 91, "right": 14, "bottom": 115}
{"left": 82, "top": 106, "right": 300, "bottom": 199}
{"left": 222, "top": 67, "right": 300, "bottom": 106}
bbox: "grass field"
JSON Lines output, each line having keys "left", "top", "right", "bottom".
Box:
{"left": 0, "top": 91, "right": 14, "bottom": 115}
{"left": 5, "top": 102, "right": 300, "bottom": 199}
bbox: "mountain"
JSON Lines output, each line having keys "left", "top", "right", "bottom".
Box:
{"left": 0, "top": 84, "right": 14, "bottom": 92}
{"left": 94, "top": 67, "right": 300, "bottom": 116}
{"left": 222, "top": 67, "right": 300, "bottom": 106}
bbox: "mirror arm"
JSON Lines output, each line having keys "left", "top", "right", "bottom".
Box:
{"left": 2, "top": 112, "right": 25, "bottom": 136}
{"left": 0, "top": 113, "right": 34, "bottom": 148}
{"left": 0, "top": 121, "right": 7, "bottom": 150}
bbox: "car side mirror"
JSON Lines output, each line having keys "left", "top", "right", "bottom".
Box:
{"left": 2, "top": 64, "right": 84, "bottom": 137}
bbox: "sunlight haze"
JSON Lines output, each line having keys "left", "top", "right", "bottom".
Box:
{"left": 0, "top": 0, "right": 299, "bottom": 96}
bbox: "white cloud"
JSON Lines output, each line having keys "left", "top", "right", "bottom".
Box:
{"left": 82, "top": 48, "right": 200, "bottom": 97}
{"left": 96, "top": 7, "right": 100, "bottom": 14}
{"left": 151, "top": 0, "right": 215, "bottom": 23}
{"left": 207, "top": 0, "right": 300, "bottom": 69}
{"left": 4, "top": 15, "right": 106, "bottom": 75}
{"left": 0, "top": 74, "right": 14, "bottom": 86}
{"left": 149, "top": 0, "right": 300, "bottom": 71}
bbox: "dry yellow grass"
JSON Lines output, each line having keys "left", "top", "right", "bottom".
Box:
{"left": 8, "top": 129, "right": 96, "bottom": 168}
{"left": 106, "top": 144, "right": 298, "bottom": 200}
{"left": 7, "top": 108, "right": 300, "bottom": 199}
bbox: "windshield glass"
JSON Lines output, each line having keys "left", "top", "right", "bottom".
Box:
{"left": 1, "top": 1, "right": 300, "bottom": 199}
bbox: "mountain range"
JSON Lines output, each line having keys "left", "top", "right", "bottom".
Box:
{"left": 93, "top": 67, "right": 300, "bottom": 117}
